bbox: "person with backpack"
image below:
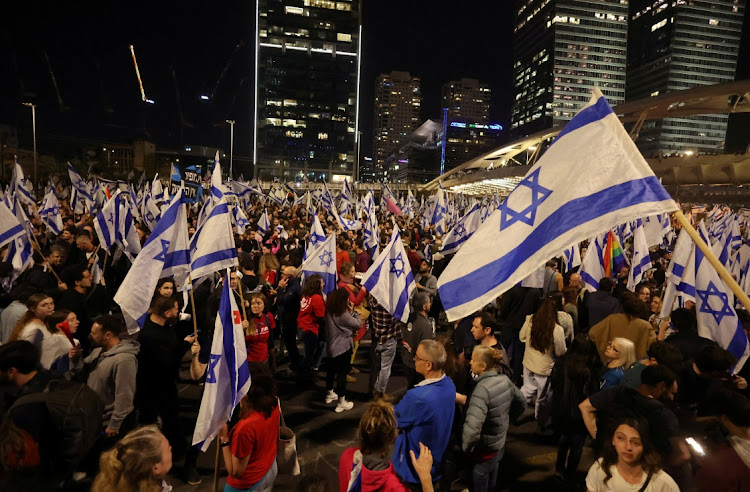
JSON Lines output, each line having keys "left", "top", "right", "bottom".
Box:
{"left": 0, "top": 340, "right": 103, "bottom": 486}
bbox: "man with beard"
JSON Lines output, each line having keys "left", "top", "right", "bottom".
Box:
{"left": 135, "top": 295, "right": 196, "bottom": 459}
{"left": 414, "top": 259, "right": 438, "bottom": 302}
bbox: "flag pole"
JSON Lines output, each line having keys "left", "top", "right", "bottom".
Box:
{"left": 187, "top": 275, "right": 199, "bottom": 338}
{"left": 673, "top": 210, "right": 750, "bottom": 312}
{"left": 212, "top": 437, "right": 221, "bottom": 492}
{"left": 28, "top": 234, "right": 64, "bottom": 285}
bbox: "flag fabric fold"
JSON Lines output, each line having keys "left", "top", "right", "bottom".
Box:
{"left": 300, "top": 233, "right": 337, "bottom": 295}
{"left": 361, "top": 228, "right": 416, "bottom": 322}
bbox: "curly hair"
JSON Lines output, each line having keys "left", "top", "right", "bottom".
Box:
{"left": 357, "top": 399, "right": 398, "bottom": 457}
{"left": 92, "top": 425, "right": 166, "bottom": 492}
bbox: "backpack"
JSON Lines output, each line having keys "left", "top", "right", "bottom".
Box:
{"left": 10, "top": 377, "right": 104, "bottom": 472}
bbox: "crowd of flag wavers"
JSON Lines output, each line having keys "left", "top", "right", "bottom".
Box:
{"left": 2, "top": 90, "right": 750, "bottom": 491}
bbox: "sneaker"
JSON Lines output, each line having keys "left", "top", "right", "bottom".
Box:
{"left": 325, "top": 390, "right": 338, "bottom": 404}
{"left": 335, "top": 397, "right": 354, "bottom": 413}
{"left": 72, "top": 472, "right": 87, "bottom": 482}
{"left": 185, "top": 467, "right": 202, "bottom": 485}
{"left": 350, "top": 366, "right": 360, "bottom": 374}
{"left": 346, "top": 374, "right": 356, "bottom": 383}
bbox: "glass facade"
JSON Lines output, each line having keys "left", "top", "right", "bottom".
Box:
{"left": 372, "top": 71, "right": 422, "bottom": 181}
{"left": 511, "top": 0, "right": 628, "bottom": 137}
{"left": 627, "top": 0, "right": 744, "bottom": 156}
{"left": 254, "top": 0, "right": 361, "bottom": 181}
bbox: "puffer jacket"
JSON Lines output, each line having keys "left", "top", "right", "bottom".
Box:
{"left": 462, "top": 370, "right": 525, "bottom": 453}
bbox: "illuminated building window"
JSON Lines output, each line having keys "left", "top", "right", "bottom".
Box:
{"left": 318, "top": 132, "right": 328, "bottom": 140}
{"left": 651, "top": 19, "right": 668, "bottom": 31}
{"left": 285, "top": 6, "right": 304, "bottom": 15}
{"left": 337, "top": 33, "right": 352, "bottom": 42}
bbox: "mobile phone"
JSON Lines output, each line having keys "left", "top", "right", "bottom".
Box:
{"left": 685, "top": 437, "right": 705, "bottom": 456}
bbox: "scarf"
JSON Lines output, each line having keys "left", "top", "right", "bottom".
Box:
{"left": 56, "top": 320, "right": 75, "bottom": 346}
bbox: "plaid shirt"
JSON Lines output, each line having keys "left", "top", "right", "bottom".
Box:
{"left": 368, "top": 294, "right": 400, "bottom": 345}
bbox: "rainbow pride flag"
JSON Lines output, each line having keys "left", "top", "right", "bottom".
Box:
{"left": 602, "top": 230, "right": 628, "bottom": 277}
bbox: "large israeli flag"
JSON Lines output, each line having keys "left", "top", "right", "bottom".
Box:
{"left": 114, "top": 187, "right": 191, "bottom": 333}
{"left": 300, "top": 233, "right": 337, "bottom": 295}
{"left": 361, "top": 228, "right": 415, "bottom": 322}
{"left": 440, "top": 203, "right": 481, "bottom": 255}
{"left": 192, "top": 270, "right": 251, "bottom": 451}
{"left": 437, "top": 90, "right": 677, "bottom": 320}
{"left": 659, "top": 227, "right": 696, "bottom": 318}
{"left": 189, "top": 196, "right": 238, "bottom": 283}
{"left": 695, "top": 224, "right": 750, "bottom": 372}
{"left": 627, "top": 219, "right": 652, "bottom": 291}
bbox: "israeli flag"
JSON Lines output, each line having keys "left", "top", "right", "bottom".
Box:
{"left": 627, "top": 219, "right": 652, "bottom": 291}
{"left": 94, "top": 191, "right": 120, "bottom": 251}
{"left": 300, "top": 233, "right": 337, "bottom": 295}
{"left": 562, "top": 242, "right": 582, "bottom": 273}
{"left": 309, "top": 213, "right": 327, "bottom": 253}
{"left": 142, "top": 188, "right": 161, "bottom": 231}
{"left": 11, "top": 161, "right": 35, "bottom": 207}
{"left": 2, "top": 235, "right": 33, "bottom": 291}
{"left": 580, "top": 235, "right": 605, "bottom": 293}
{"left": 192, "top": 270, "right": 251, "bottom": 451}
{"left": 68, "top": 163, "right": 93, "bottom": 204}
{"left": 39, "top": 188, "right": 63, "bottom": 235}
{"left": 114, "top": 187, "right": 191, "bottom": 333}
{"left": 151, "top": 175, "right": 164, "bottom": 203}
{"left": 440, "top": 203, "right": 481, "bottom": 255}
{"left": 659, "top": 227, "right": 696, "bottom": 318}
{"left": 430, "top": 187, "right": 447, "bottom": 236}
{"left": 189, "top": 196, "right": 238, "bottom": 283}
{"left": 363, "top": 209, "right": 379, "bottom": 258}
{"left": 437, "top": 89, "right": 677, "bottom": 320}
{"left": 695, "top": 224, "right": 750, "bottom": 373}
{"left": 0, "top": 201, "right": 24, "bottom": 249}
{"left": 232, "top": 204, "right": 250, "bottom": 235}
{"left": 116, "top": 195, "right": 141, "bottom": 261}
{"left": 361, "top": 228, "right": 416, "bottom": 322}
{"left": 257, "top": 209, "right": 271, "bottom": 235}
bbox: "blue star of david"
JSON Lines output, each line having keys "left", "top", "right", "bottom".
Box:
{"left": 52, "top": 206, "right": 60, "bottom": 215}
{"left": 107, "top": 213, "right": 115, "bottom": 225}
{"left": 146, "top": 212, "right": 154, "bottom": 222}
{"left": 499, "top": 168, "right": 552, "bottom": 230}
{"left": 319, "top": 250, "right": 333, "bottom": 268}
{"left": 390, "top": 252, "right": 406, "bottom": 278}
{"left": 154, "top": 239, "right": 170, "bottom": 262}
{"left": 454, "top": 224, "right": 466, "bottom": 237}
{"left": 696, "top": 281, "right": 735, "bottom": 325}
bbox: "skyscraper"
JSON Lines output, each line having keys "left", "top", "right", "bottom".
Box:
{"left": 511, "top": 0, "right": 628, "bottom": 137}
{"left": 253, "top": 0, "right": 362, "bottom": 182}
{"left": 441, "top": 78, "right": 501, "bottom": 172}
{"left": 627, "top": 0, "right": 744, "bottom": 156}
{"left": 372, "top": 71, "right": 421, "bottom": 181}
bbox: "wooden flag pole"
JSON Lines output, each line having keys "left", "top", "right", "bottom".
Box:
{"left": 28, "top": 234, "right": 64, "bottom": 285}
{"left": 187, "top": 273, "right": 199, "bottom": 338}
{"left": 212, "top": 436, "right": 221, "bottom": 492}
{"left": 673, "top": 210, "right": 750, "bottom": 312}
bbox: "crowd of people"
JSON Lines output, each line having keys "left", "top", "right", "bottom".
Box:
{"left": 2, "top": 189, "right": 750, "bottom": 492}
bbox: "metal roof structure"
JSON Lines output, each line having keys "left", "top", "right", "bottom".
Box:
{"left": 423, "top": 81, "right": 750, "bottom": 195}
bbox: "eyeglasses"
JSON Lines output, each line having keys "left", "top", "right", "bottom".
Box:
{"left": 607, "top": 341, "right": 619, "bottom": 353}
{"left": 413, "top": 355, "right": 429, "bottom": 364}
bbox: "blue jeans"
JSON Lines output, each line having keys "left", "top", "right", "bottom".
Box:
{"left": 373, "top": 338, "right": 397, "bottom": 393}
{"left": 472, "top": 448, "right": 503, "bottom": 492}
{"left": 224, "top": 459, "right": 277, "bottom": 492}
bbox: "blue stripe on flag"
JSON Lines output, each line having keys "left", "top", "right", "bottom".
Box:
{"left": 0, "top": 224, "right": 24, "bottom": 245}
{"left": 440, "top": 176, "right": 670, "bottom": 311}
{"left": 553, "top": 95, "right": 613, "bottom": 144}
{"left": 218, "top": 279, "right": 240, "bottom": 407}
{"left": 393, "top": 271, "right": 415, "bottom": 321}
{"left": 192, "top": 249, "right": 238, "bottom": 270}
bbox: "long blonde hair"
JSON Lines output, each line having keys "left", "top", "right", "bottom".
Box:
{"left": 8, "top": 294, "right": 53, "bottom": 342}
{"left": 258, "top": 253, "right": 280, "bottom": 280}
{"left": 92, "top": 425, "right": 166, "bottom": 492}
{"left": 610, "top": 337, "right": 637, "bottom": 369}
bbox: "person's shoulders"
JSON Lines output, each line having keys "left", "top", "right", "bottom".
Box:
{"left": 585, "top": 458, "right": 608, "bottom": 491}
{"left": 650, "top": 468, "right": 680, "bottom": 491}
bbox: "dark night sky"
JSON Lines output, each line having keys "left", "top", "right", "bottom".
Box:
{"left": 1, "top": 1, "right": 749, "bottom": 173}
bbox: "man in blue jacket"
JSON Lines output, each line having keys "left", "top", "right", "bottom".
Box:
{"left": 392, "top": 339, "right": 456, "bottom": 487}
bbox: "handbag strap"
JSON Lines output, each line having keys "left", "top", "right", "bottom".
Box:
{"left": 638, "top": 471, "right": 653, "bottom": 492}
{"left": 277, "top": 397, "right": 286, "bottom": 428}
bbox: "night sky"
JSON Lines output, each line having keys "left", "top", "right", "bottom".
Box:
{"left": 1, "top": 1, "right": 749, "bottom": 173}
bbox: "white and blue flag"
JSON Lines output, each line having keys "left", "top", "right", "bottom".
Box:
{"left": 232, "top": 204, "right": 250, "bottom": 235}
{"left": 440, "top": 203, "right": 481, "bottom": 255}
{"left": 94, "top": 191, "right": 120, "bottom": 251}
{"left": 300, "top": 232, "right": 337, "bottom": 295}
{"left": 257, "top": 209, "right": 271, "bottom": 235}
{"left": 438, "top": 89, "right": 678, "bottom": 320}
{"left": 659, "top": 227, "right": 697, "bottom": 318}
{"left": 430, "top": 187, "right": 447, "bottom": 236}
{"left": 361, "top": 228, "right": 416, "bottom": 322}
{"left": 189, "top": 196, "right": 238, "bottom": 283}
{"left": 627, "top": 219, "right": 652, "bottom": 291}
{"left": 0, "top": 201, "right": 24, "bottom": 249}
{"left": 695, "top": 224, "right": 750, "bottom": 372}
{"left": 562, "top": 243, "right": 582, "bottom": 273}
{"left": 114, "top": 187, "right": 191, "bottom": 333}
{"left": 39, "top": 187, "right": 63, "bottom": 235}
{"left": 11, "top": 160, "right": 35, "bottom": 207}
{"left": 579, "top": 235, "right": 605, "bottom": 293}
{"left": 192, "top": 270, "right": 251, "bottom": 451}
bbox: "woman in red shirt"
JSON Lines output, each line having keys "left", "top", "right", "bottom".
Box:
{"left": 245, "top": 293, "right": 276, "bottom": 364}
{"left": 297, "top": 274, "right": 326, "bottom": 383}
{"left": 218, "top": 366, "right": 280, "bottom": 492}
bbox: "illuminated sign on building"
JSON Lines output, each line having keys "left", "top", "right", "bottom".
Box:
{"left": 449, "top": 122, "right": 503, "bottom": 131}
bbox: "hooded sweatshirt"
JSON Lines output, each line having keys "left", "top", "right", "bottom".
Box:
{"left": 338, "top": 447, "right": 409, "bottom": 492}
{"left": 84, "top": 338, "right": 140, "bottom": 431}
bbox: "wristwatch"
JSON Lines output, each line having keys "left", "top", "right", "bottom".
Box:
{"left": 220, "top": 440, "right": 231, "bottom": 448}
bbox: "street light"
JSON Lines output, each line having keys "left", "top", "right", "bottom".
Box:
{"left": 22, "top": 103, "right": 37, "bottom": 192}
{"left": 226, "top": 120, "right": 235, "bottom": 177}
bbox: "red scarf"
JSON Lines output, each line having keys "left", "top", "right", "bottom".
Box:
{"left": 56, "top": 320, "right": 75, "bottom": 346}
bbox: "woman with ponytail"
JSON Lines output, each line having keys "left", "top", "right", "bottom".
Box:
{"left": 462, "top": 345, "right": 526, "bottom": 492}
{"left": 92, "top": 425, "right": 173, "bottom": 492}
{"left": 39, "top": 310, "right": 82, "bottom": 371}
{"left": 7, "top": 294, "right": 55, "bottom": 351}
{"left": 338, "top": 398, "right": 435, "bottom": 492}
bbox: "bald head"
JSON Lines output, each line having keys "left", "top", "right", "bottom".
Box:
{"left": 569, "top": 273, "right": 582, "bottom": 289}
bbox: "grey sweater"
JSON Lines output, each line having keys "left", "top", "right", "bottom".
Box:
{"left": 462, "top": 370, "right": 525, "bottom": 453}
{"left": 325, "top": 311, "right": 361, "bottom": 358}
{"left": 84, "top": 339, "right": 140, "bottom": 431}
